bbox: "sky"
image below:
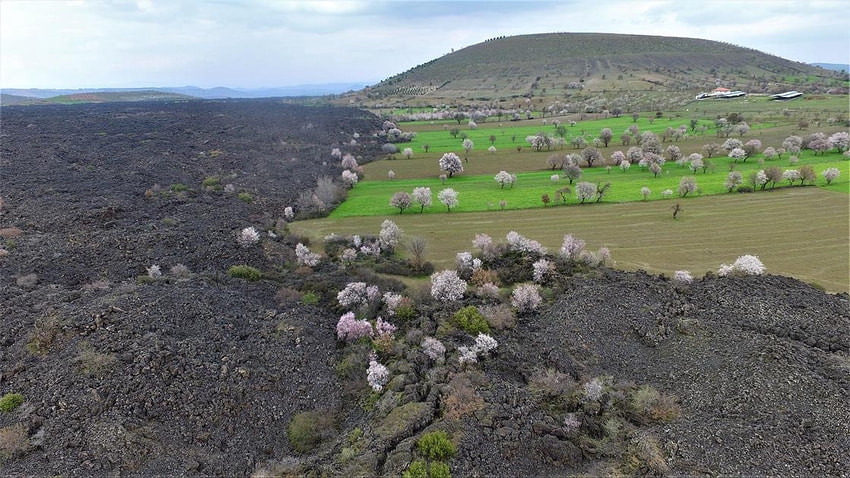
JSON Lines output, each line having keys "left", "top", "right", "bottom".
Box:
{"left": 2, "top": 0, "right": 848, "bottom": 89}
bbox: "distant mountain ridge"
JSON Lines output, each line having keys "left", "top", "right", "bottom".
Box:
{"left": 0, "top": 83, "right": 370, "bottom": 105}
{"left": 811, "top": 63, "right": 849, "bottom": 73}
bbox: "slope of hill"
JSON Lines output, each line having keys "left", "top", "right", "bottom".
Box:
{"left": 351, "top": 33, "right": 845, "bottom": 106}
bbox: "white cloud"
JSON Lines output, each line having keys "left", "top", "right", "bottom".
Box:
{"left": 1, "top": 0, "right": 847, "bottom": 89}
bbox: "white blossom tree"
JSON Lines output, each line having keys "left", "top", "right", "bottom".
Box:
{"left": 438, "top": 188, "right": 459, "bottom": 212}
{"left": 439, "top": 152, "right": 464, "bottom": 178}
{"left": 678, "top": 177, "right": 697, "bottom": 197}
{"left": 823, "top": 167, "right": 841, "bottom": 185}
{"left": 575, "top": 181, "right": 596, "bottom": 203}
{"left": 494, "top": 170, "right": 514, "bottom": 189}
{"left": 462, "top": 138, "right": 474, "bottom": 160}
{"left": 412, "top": 187, "right": 432, "bottom": 213}
{"left": 379, "top": 219, "right": 402, "bottom": 251}
{"left": 430, "top": 270, "right": 467, "bottom": 301}
{"left": 389, "top": 191, "right": 412, "bottom": 214}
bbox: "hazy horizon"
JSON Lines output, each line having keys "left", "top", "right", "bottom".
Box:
{"left": 2, "top": 1, "right": 848, "bottom": 90}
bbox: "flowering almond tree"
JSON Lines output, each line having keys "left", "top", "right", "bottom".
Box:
{"left": 438, "top": 188, "right": 459, "bottom": 212}
{"left": 430, "top": 270, "right": 467, "bottom": 301}
{"left": 494, "top": 170, "right": 514, "bottom": 188}
{"left": 439, "top": 152, "right": 463, "bottom": 178}
{"left": 412, "top": 187, "right": 432, "bottom": 213}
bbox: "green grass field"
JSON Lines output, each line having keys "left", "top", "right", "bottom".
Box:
{"left": 335, "top": 149, "right": 848, "bottom": 217}
{"left": 291, "top": 187, "right": 850, "bottom": 293}
{"left": 301, "top": 99, "right": 849, "bottom": 291}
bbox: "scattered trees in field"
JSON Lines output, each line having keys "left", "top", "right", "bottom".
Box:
{"left": 581, "top": 147, "right": 602, "bottom": 167}
{"left": 439, "top": 152, "right": 463, "bottom": 178}
{"left": 563, "top": 161, "right": 583, "bottom": 184}
{"left": 438, "top": 188, "right": 459, "bottom": 212}
{"left": 678, "top": 177, "right": 697, "bottom": 197}
{"left": 829, "top": 131, "right": 849, "bottom": 152}
{"left": 413, "top": 187, "right": 432, "bottom": 212}
{"left": 494, "top": 171, "right": 515, "bottom": 189}
{"left": 823, "top": 167, "right": 841, "bottom": 185}
{"left": 402, "top": 147, "right": 413, "bottom": 159}
{"left": 728, "top": 148, "right": 746, "bottom": 163}
{"left": 462, "top": 138, "right": 474, "bottom": 160}
{"left": 702, "top": 143, "right": 720, "bottom": 158}
{"left": 390, "top": 192, "right": 412, "bottom": 213}
{"left": 600, "top": 128, "right": 613, "bottom": 147}
{"left": 724, "top": 171, "right": 743, "bottom": 192}
{"left": 576, "top": 182, "right": 596, "bottom": 203}
{"left": 641, "top": 187, "right": 651, "bottom": 200}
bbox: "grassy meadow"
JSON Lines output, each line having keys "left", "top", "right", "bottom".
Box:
{"left": 294, "top": 97, "right": 849, "bottom": 291}
{"left": 292, "top": 187, "right": 849, "bottom": 293}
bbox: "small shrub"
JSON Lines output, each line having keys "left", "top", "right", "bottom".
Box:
{"left": 403, "top": 460, "right": 429, "bottom": 478}
{"left": 302, "top": 291, "right": 319, "bottom": 305}
{"left": 0, "top": 423, "right": 31, "bottom": 460}
{"left": 287, "top": 410, "right": 334, "bottom": 453}
{"left": 170, "top": 183, "right": 188, "bottom": 192}
{"left": 442, "top": 373, "right": 484, "bottom": 420}
{"left": 227, "top": 265, "right": 262, "bottom": 281}
{"left": 237, "top": 192, "right": 254, "bottom": 203}
{"left": 480, "top": 304, "right": 515, "bottom": 330}
{"left": 274, "top": 287, "right": 303, "bottom": 305}
{"left": 73, "top": 346, "right": 117, "bottom": 377}
{"left": 736, "top": 185, "right": 754, "bottom": 193}
{"left": 0, "top": 393, "right": 24, "bottom": 412}
{"left": 26, "top": 317, "right": 60, "bottom": 356}
{"left": 417, "top": 430, "right": 456, "bottom": 461}
{"left": 429, "top": 461, "right": 451, "bottom": 478}
{"left": 202, "top": 176, "right": 221, "bottom": 189}
{"left": 629, "top": 385, "right": 681, "bottom": 423}
{"left": 453, "top": 306, "right": 490, "bottom": 335}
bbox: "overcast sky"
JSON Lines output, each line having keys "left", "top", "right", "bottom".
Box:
{"left": 2, "top": 0, "right": 848, "bottom": 89}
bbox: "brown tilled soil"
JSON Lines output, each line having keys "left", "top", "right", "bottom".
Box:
{"left": 1, "top": 100, "right": 848, "bottom": 477}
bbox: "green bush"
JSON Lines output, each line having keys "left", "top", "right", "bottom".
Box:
{"left": 302, "top": 291, "right": 319, "bottom": 305}
{"left": 429, "top": 461, "right": 451, "bottom": 478}
{"left": 417, "top": 430, "right": 456, "bottom": 461}
{"left": 238, "top": 192, "right": 254, "bottom": 203}
{"left": 227, "top": 265, "right": 262, "bottom": 281}
{"left": 170, "top": 183, "right": 188, "bottom": 192}
{"left": 453, "top": 306, "right": 490, "bottom": 335}
{"left": 402, "top": 460, "right": 429, "bottom": 478}
{"left": 202, "top": 176, "right": 221, "bottom": 188}
{"left": 287, "top": 411, "right": 333, "bottom": 453}
{"left": 0, "top": 393, "right": 24, "bottom": 412}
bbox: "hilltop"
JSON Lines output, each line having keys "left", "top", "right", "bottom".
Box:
{"left": 345, "top": 32, "right": 846, "bottom": 107}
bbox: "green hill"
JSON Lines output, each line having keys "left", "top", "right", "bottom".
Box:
{"left": 349, "top": 33, "right": 846, "bottom": 106}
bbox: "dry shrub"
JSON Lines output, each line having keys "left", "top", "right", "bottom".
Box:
{"left": 629, "top": 385, "right": 681, "bottom": 423}
{"left": 73, "top": 345, "right": 118, "bottom": 377}
{"left": 480, "top": 304, "right": 515, "bottom": 330}
{"left": 275, "top": 287, "right": 303, "bottom": 306}
{"left": 470, "top": 268, "right": 500, "bottom": 287}
{"left": 0, "top": 227, "right": 22, "bottom": 238}
{"left": 528, "top": 368, "right": 577, "bottom": 398}
{"left": 622, "top": 432, "right": 668, "bottom": 474}
{"left": 0, "top": 423, "right": 31, "bottom": 460}
{"left": 442, "top": 372, "right": 485, "bottom": 420}
{"left": 27, "top": 317, "right": 61, "bottom": 356}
